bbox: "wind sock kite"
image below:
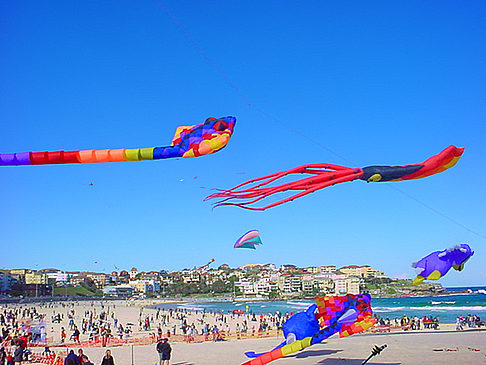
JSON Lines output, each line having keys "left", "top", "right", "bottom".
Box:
{"left": 242, "top": 294, "right": 376, "bottom": 365}
{"left": 234, "top": 230, "right": 263, "bottom": 250}
{"left": 412, "top": 244, "right": 474, "bottom": 285}
{"left": 197, "top": 258, "right": 215, "bottom": 272}
{"left": 207, "top": 145, "right": 464, "bottom": 210}
{"left": 0, "top": 117, "right": 236, "bottom": 166}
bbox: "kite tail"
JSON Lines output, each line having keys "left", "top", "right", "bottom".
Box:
{"left": 244, "top": 340, "right": 286, "bottom": 358}
{"left": 207, "top": 164, "right": 363, "bottom": 211}
{"left": 0, "top": 152, "right": 32, "bottom": 166}
{"left": 0, "top": 148, "right": 153, "bottom": 166}
{"left": 0, "top": 146, "right": 187, "bottom": 166}
{"left": 242, "top": 337, "right": 313, "bottom": 365}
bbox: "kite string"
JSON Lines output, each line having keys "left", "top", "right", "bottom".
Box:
{"left": 155, "top": 0, "right": 350, "bottom": 164}
{"left": 155, "top": 0, "right": 251, "bottom": 107}
{"left": 386, "top": 185, "right": 486, "bottom": 240}
{"left": 155, "top": 0, "right": 485, "bottom": 240}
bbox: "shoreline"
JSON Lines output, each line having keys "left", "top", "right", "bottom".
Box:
{"left": 2, "top": 284, "right": 484, "bottom": 305}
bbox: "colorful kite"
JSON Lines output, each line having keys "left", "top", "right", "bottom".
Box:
{"left": 207, "top": 145, "right": 464, "bottom": 210}
{"left": 0, "top": 116, "right": 236, "bottom": 166}
{"left": 412, "top": 244, "right": 474, "bottom": 285}
{"left": 243, "top": 294, "right": 376, "bottom": 365}
{"left": 197, "top": 258, "right": 215, "bottom": 271}
{"left": 234, "top": 230, "right": 263, "bottom": 249}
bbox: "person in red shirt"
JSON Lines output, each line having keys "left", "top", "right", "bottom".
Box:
{"left": 61, "top": 328, "right": 66, "bottom": 343}
{"left": 77, "top": 349, "right": 92, "bottom": 364}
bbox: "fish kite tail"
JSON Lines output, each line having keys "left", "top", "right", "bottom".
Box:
{"left": 242, "top": 337, "right": 312, "bottom": 365}
{"left": 244, "top": 341, "right": 286, "bottom": 358}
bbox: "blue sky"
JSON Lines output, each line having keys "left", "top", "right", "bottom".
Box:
{"left": 1, "top": 1, "right": 485, "bottom": 286}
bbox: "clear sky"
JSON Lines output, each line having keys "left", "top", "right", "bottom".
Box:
{"left": 1, "top": 1, "right": 485, "bottom": 286}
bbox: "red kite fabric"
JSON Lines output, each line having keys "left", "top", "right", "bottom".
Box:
{"left": 207, "top": 145, "right": 464, "bottom": 211}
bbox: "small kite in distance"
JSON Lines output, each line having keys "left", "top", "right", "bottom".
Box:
{"left": 197, "top": 258, "right": 215, "bottom": 271}
{"left": 234, "top": 230, "right": 263, "bottom": 249}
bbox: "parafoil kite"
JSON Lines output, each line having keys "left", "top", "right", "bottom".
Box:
{"left": 243, "top": 294, "right": 376, "bottom": 365}
{"left": 207, "top": 145, "right": 464, "bottom": 210}
{"left": 234, "top": 230, "right": 263, "bottom": 249}
{"left": 0, "top": 117, "right": 236, "bottom": 166}
{"left": 412, "top": 244, "right": 474, "bottom": 285}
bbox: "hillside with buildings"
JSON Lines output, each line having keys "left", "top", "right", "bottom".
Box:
{"left": 0, "top": 263, "right": 445, "bottom": 300}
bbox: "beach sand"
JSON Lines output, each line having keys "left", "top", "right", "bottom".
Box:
{"left": 61, "top": 329, "right": 486, "bottom": 365}
{"left": 4, "top": 300, "right": 485, "bottom": 365}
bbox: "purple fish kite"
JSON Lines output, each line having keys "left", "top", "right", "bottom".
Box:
{"left": 412, "top": 244, "right": 474, "bottom": 285}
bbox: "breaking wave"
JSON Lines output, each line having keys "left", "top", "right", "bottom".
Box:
{"left": 374, "top": 305, "right": 486, "bottom": 312}
{"left": 430, "top": 301, "right": 456, "bottom": 305}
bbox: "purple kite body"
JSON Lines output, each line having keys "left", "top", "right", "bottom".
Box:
{"left": 412, "top": 244, "right": 474, "bottom": 285}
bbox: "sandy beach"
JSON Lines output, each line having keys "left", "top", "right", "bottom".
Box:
{"left": 2, "top": 299, "right": 486, "bottom": 364}
{"left": 75, "top": 329, "right": 486, "bottom": 365}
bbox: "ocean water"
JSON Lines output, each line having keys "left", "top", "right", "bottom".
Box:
{"left": 155, "top": 287, "right": 486, "bottom": 324}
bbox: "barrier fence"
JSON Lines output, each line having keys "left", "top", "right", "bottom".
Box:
{"left": 16, "top": 330, "right": 282, "bottom": 365}
{"left": 25, "top": 329, "right": 282, "bottom": 349}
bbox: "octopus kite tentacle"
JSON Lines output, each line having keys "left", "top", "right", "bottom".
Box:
{"left": 207, "top": 145, "right": 464, "bottom": 211}
{"left": 0, "top": 116, "right": 236, "bottom": 166}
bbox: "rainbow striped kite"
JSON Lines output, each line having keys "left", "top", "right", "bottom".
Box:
{"left": 0, "top": 117, "right": 236, "bottom": 166}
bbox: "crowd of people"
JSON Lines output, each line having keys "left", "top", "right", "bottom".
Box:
{"left": 374, "top": 315, "right": 440, "bottom": 330}
{"left": 0, "top": 306, "right": 43, "bottom": 363}
{"left": 63, "top": 348, "right": 114, "bottom": 365}
{"left": 456, "top": 314, "right": 483, "bottom": 331}
{"left": 1, "top": 299, "right": 484, "bottom": 364}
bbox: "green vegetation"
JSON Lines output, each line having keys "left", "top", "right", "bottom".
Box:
{"left": 53, "top": 286, "right": 102, "bottom": 297}
{"left": 167, "top": 278, "right": 241, "bottom": 296}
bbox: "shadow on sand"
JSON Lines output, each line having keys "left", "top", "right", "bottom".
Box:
{"left": 367, "top": 327, "right": 486, "bottom": 337}
{"left": 317, "top": 359, "right": 400, "bottom": 365}
{"left": 293, "top": 349, "right": 342, "bottom": 358}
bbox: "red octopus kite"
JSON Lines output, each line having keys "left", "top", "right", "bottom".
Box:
{"left": 207, "top": 145, "right": 464, "bottom": 211}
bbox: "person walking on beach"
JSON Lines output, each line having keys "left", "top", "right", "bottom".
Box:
{"left": 13, "top": 345, "right": 23, "bottom": 365}
{"left": 456, "top": 316, "right": 464, "bottom": 331}
{"left": 0, "top": 347, "right": 6, "bottom": 365}
{"left": 61, "top": 327, "right": 67, "bottom": 343}
{"left": 71, "top": 326, "right": 81, "bottom": 345}
{"left": 156, "top": 338, "right": 171, "bottom": 365}
{"left": 100, "top": 350, "right": 114, "bottom": 365}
